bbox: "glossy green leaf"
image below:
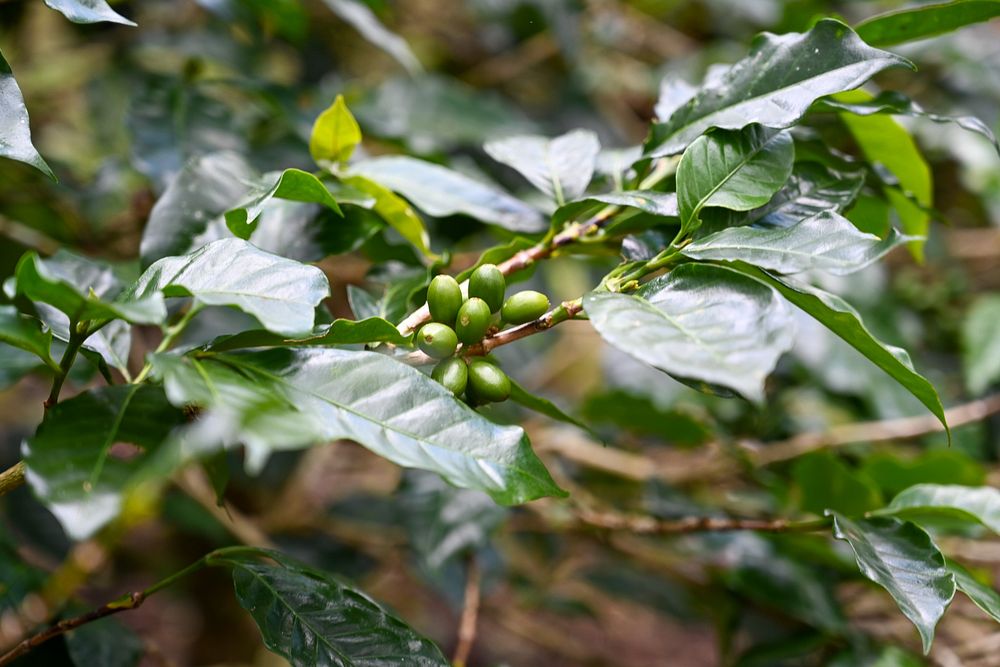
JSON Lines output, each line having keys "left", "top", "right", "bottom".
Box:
{"left": 205, "top": 317, "right": 411, "bottom": 352}
{"left": 0, "top": 49, "right": 55, "bottom": 179}
{"left": 947, "top": 559, "right": 1000, "bottom": 623}
{"left": 127, "top": 239, "right": 329, "bottom": 337}
{"left": 551, "top": 190, "right": 678, "bottom": 230}
{"left": 645, "top": 19, "right": 912, "bottom": 157}
{"left": 43, "top": 0, "right": 136, "bottom": 25}
{"left": 0, "top": 346, "right": 46, "bottom": 389}
{"left": 878, "top": 484, "right": 1000, "bottom": 534}
{"left": 225, "top": 169, "right": 343, "bottom": 238}
{"left": 310, "top": 94, "right": 362, "bottom": 166}
{"left": 320, "top": 0, "right": 423, "bottom": 75}
{"left": 249, "top": 200, "right": 382, "bottom": 263}
{"left": 793, "top": 451, "right": 883, "bottom": 516}
{"left": 0, "top": 305, "right": 59, "bottom": 372}
{"left": 856, "top": 0, "right": 1000, "bottom": 46}
{"left": 729, "top": 264, "right": 948, "bottom": 436}
{"left": 484, "top": 129, "right": 601, "bottom": 204}
{"left": 963, "top": 294, "right": 1000, "bottom": 395}
{"left": 66, "top": 617, "right": 144, "bottom": 667}
{"left": 342, "top": 175, "right": 435, "bottom": 258}
{"left": 350, "top": 156, "right": 544, "bottom": 232}
{"left": 683, "top": 209, "right": 908, "bottom": 275}
{"left": 22, "top": 385, "right": 185, "bottom": 540}
{"left": 677, "top": 125, "right": 794, "bottom": 233}
{"left": 831, "top": 513, "right": 955, "bottom": 653}
{"left": 584, "top": 263, "right": 794, "bottom": 402}
{"left": 210, "top": 549, "right": 448, "bottom": 666}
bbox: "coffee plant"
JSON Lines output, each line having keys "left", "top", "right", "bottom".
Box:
{"left": 1, "top": 1, "right": 1000, "bottom": 665}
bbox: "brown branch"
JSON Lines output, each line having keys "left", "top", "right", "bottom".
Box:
{"left": 572, "top": 505, "right": 832, "bottom": 535}
{"left": 0, "top": 592, "right": 146, "bottom": 666}
{"left": 452, "top": 556, "right": 482, "bottom": 667}
{"left": 0, "top": 461, "right": 25, "bottom": 498}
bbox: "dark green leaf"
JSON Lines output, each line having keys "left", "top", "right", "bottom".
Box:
{"left": 862, "top": 450, "right": 985, "bottom": 498}
{"left": 342, "top": 175, "right": 435, "bottom": 258}
{"left": 224, "top": 169, "right": 343, "bottom": 239}
{"left": 947, "top": 559, "right": 1000, "bottom": 623}
{"left": 580, "top": 390, "right": 711, "bottom": 446}
{"left": 551, "top": 191, "right": 678, "bottom": 230}
{"left": 584, "top": 263, "right": 794, "bottom": 402}
{"left": 350, "top": 156, "right": 544, "bottom": 232}
{"left": 856, "top": 0, "right": 1000, "bottom": 47}
{"left": 677, "top": 125, "right": 794, "bottom": 233}
{"left": 0, "top": 49, "right": 55, "bottom": 179}
{"left": 66, "top": 617, "right": 144, "bottom": 667}
{"left": 877, "top": 484, "right": 1000, "bottom": 534}
{"left": 645, "top": 19, "right": 912, "bottom": 156}
{"left": 347, "top": 285, "right": 382, "bottom": 320}
{"left": 485, "top": 129, "right": 601, "bottom": 204}
{"left": 963, "top": 294, "right": 1000, "bottom": 395}
{"left": 23, "top": 385, "right": 186, "bottom": 540}
{"left": 0, "top": 305, "right": 59, "bottom": 372}
{"left": 310, "top": 94, "right": 362, "bottom": 166}
{"left": 454, "top": 238, "right": 537, "bottom": 282}
{"left": 127, "top": 239, "right": 329, "bottom": 337}
{"left": 320, "top": 0, "right": 423, "bottom": 75}
{"left": 792, "top": 451, "right": 883, "bottom": 516}
{"left": 211, "top": 549, "right": 448, "bottom": 666}
{"left": 509, "top": 379, "right": 592, "bottom": 434}
{"left": 249, "top": 201, "right": 382, "bottom": 263}
{"left": 0, "top": 345, "right": 46, "bottom": 389}
{"left": 42, "top": 0, "right": 136, "bottom": 25}
{"left": 205, "top": 317, "right": 411, "bottom": 352}
{"left": 831, "top": 513, "right": 955, "bottom": 653}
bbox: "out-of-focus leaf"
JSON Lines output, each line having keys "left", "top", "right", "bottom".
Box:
{"left": 792, "top": 451, "right": 883, "bottom": 516}
{"left": 509, "top": 379, "right": 592, "bottom": 434}
{"left": 0, "top": 345, "right": 46, "bottom": 389}
{"left": 320, "top": 0, "right": 423, "bottom": 75}
{"left": 66, "top": 617, "right": 144, "bottom": 667}
{"left": 42, "top": 0, "right": 136, "bottom": 25}
{"left": 454, "top": 238, "right": 537, "bottom": 282}
{"left": 224, "top": 169, "right": 343, "bottom": 238}
{"left": 309, "top": 94, "right": 362, "bottom": 166}
{"left": 342, "top": 175, "right": 435, "bottom": 258}
{"left": 485, "top": 129, "right": 600, "bottom": 204}
{"left": 0, "top": 533, "right": 45, "bottom": 611}
{"left": 831, "top": 513, "right": 954, "bottom": 653}
{"left": 862, "top": 450, "right": 985, "bottom": 498}
{"left": 205, "top": 316, "right": 411, "bottom": 351}
{"left": 552, "top": 191, "right": 678, "bottom": 229}
{"left": 876, "top": 484, "right": 1000, "bottom": 534}
{"left": 947, "top": 559, "right": 1000, "bottom": 623}
{"left": 645, "top": 20, "right": 912, "bottom": 156}
{"left": 0, "top": 49, "right": 55, "bottom": 179}
{"left": 580, "top": 390, "right": 711, "bottom": 446}
{"left": 0, "top": 306, "right": 59, "bottom": 371}
{"left": 963, "top": 294, "right": 1000, "bottom": 395}
{"left": 249, "top": 201, "right": 382, "bottom": 263}
{"left": 856, "top": 0, "right": 1000, "bottom": 47}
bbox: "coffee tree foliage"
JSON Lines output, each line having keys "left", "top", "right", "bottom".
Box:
{"left": 1, "top": 1, "right": 1000, "bottom": 665}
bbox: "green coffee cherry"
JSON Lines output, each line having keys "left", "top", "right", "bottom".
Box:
{"left": 501, "top": 290, "right": 550, "bottom": 325}
{"left": 455, "top": 297, "right": 492, "bottom": 345}
{"left": 467, "top": 358, "right": 511, "bottom": 403}
{"left": 417, "top": 323, "right": 458, "bottom": 359}
{"left": 427, "top": 274, "right": 463, "bottom": 326}
{"left": 432, "top": 357, "right": 468, "bottom": 396}
{"left": 468, "top": 264, "right": 505, "bottom": 313}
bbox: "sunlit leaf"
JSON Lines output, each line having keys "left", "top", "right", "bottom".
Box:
{"left": 0, "top": 49, "right": 55, "bottom": 179}
{"left": 42, "top": 0, "right": 136, "bottom": 25}
{"left": 877, "top": 484, "right": 1000, "bottom": 534}
{"left": 310, "top": 94, "right": 362, "bottom": 166}
{"left": 485, "top": 129, "right": 601, "bottom": 204}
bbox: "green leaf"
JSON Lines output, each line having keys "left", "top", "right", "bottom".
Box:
{"left": 0, "top": 346, "right": 46, "bottom": 390}
{"left": 310, "top": 94, "right": 363, "bottom": 166}
{"left": 551, "top": 191, "right": 678, "bottom": 230}
{"left": 862, "top": 450, "right": 985, "bottom": 498}
{"left": 42, "top": 0, "right": 136, "bottom": 25}
{"left": 66, "top": 617, "right": 144, "bottom": 667}
{"left": 127, "top": 239, "right": 329, "bottom": 337}
{"left": 342, "top": 175, "right": 435, "bottom": 259}
{"left": 319, "top": 0, "right": 423, "bottom": 75}
{"left": 947, "top": 559, "right": 1000, "bottom": 623}
{"left": 0, "top": 533, "right": 45, "bottom": 612}
{"left": 856, "top": 0, "right": 1000, "bottom": 47}
{"left": 877, "top": 484, "right": 1000, "bottom": 534}
{"left": 793, "top": 451, "right": 883, "bottom": 516}
{"left": 0, "top": 305, "right": 59, "bottom": 372}
{"left": 249, "top": 200, "right": 382, "bottom": 263}
{"left": 509, "top": 379, "right": 592, "bottom": 434}
{"left": 645, "top": 19, "right": 912, "bottom": 157}
{"left": 454, "top": 238, "right": 536, "bottom": 282}
{"left": 584, "top": 263, "right": 794, "bottom": 403}
{"left": 224, "top": 169, "right": 343, "bottom": 238}
{"left": 484, "top": 129, "right": 601, "bottom": 205}
{"left": 23, "top": 385, "right": 186, "bottom": 540}
{"left": 728, "top": 264, "right": 949, "bottom": 437}
{"left": 677, "top": 125, "right": 794, "bottom": 233}
{"left": 682, "top": 209, "right": 909, "bottom": 275}
{"left": 210, "top": 549, "right": 448, "bottom": 666}
{"left": 13, "top": 251, "right": 166, "bottom": 326}
{"left": 580, "top": 389, "right": 711, "bottom": 446}
{"left": 963, "top": 294, "right": 1000, "bottom": 395}
{"left": 350, "top": 156, "right": 544, "bottom": 233}
{"left": 831, "top": 513, "right": 955, "bottom": 653}
{"left": 205, "top": 317, "right": 411, "bottom": 352}
{"left": 0, "top": 49, "right": 55, "bottom": 179}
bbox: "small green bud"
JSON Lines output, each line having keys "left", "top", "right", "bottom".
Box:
{"left": 467, "top": 358, "right": 511, "bottom": 403}
{"left": 501, "top": 290, "right": 550, "bottom": 325}
{"left": 455, "top": 297, "right": 492, "bottom": 345}
{"left": 417, "top": 323, "right": 458, "bottom": 359}
{"left": 427, "top": 274, "right": 463, "bottom": 326}
{"left": 431, "top": 357, "right": 468, "bottom": 396}
{"left": 468, "top": 264, "right": 505, "bottom": 313}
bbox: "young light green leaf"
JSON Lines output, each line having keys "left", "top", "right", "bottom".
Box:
{"left": 683, "top": 210, "right": 909, "bottom": 275}
{"left": 831, "top": 513, "right": 955, "bottom": 654}
{"left": 729, "top": 264, "right": 949, "bottom": 437}
{"left": 0, "top": 49, "right": 55, "bottom": 179}
{"left": 309, "top": 94, "right": 363, "bottom": 166}
{"left": 127, "top": 239, "right": 329, "bottom": 337}
{"left": 584, "top": 263, "right": 795, "bottom": 403}
{"left": 42, "top": 0, "right": 136, "bottom": 25}
{"left": 22, "top": 385, "right": 185, "bottom": 540}
{"left": 0, "top": 306, "right": 59, "bottom": 372}
{"left": 963, "top": 294, "right": 1000, "bottom": 395}
{"left": 947, "top": 559, "right": 1000, "bottom": 623}
{"left": 224, "top": 169, "right": 343, "bottom": 238}
{"left": 320, "top": 0, "right": 423, "bottom": 75}
{"left": 484, "top": 129, "right": 600, "bottom": 205}
{"left": 856, "top": 0, "right": 1000, "bottom": 47}
{"left": 877, "top": 484, "right": 1000, "bottom": 534}
{"left": 677, "top": 125, "right": 794, "bottom": 233}
{"left": 646, "top": 19, "right": 912, "bottom": 157}
{"left": 349, "top": 155, "right": 545, "bottom": 232}
{"left": 210, "top": 549, "right": 448, "bottom": 666}
{"left": 204, "top": 316, "right": 411, "bottom": 352}
{"left": 342, "top": 175, "right": 435, "bottom": 258}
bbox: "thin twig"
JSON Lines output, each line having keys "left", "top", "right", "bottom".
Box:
{"left": 0, "top": 461, "right": 25, "bottom": 498}
{"left": 452, "top": 556, "right": 482, "bottom": 667}
{"left": 573, "top": 505, "right": 832, "bottom": 535}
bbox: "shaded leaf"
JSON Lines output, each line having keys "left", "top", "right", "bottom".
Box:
{"left": 310, "top": 94, "right": 362, "bottom": 166}
{"left": 831, "top": 513, "right": 955, "bottom": 653}
{"left": 792, "top": 451, "right": 882, "bottom": 516}
{"left": 66, "top": 617, "right": 144, "bottom": 667}
{"left": 225, "top": 169, "right": 343, "bottom": 239}
{"left": 249, "top": 200, "right": 382, "bottom": 264}
{"left": 862, "top": 450, "right": 985, "bottom": 498}
{"left": 878, "top": 484, "right": 1000, "bottom": 534}
{"left": 320, "top": 0, "right": 422, "bottom": 75}
{"left": 485, "top": 129, "right": 600, "bottom": 204}
{"left": 580, "top": 389, "right": 711, "bottom": 446}
{"left": 0, "top": 305, "right": 59, "bottom": 372}
{"left": 947, "top": 559, "right": 1000, "bottom": 623}
{"left": 963, "top": 294, "right": 1000, "bottom": 395}
{"left": 552, "top": 191, "right": 678, "bottom": 230}
{"left": 646, "top": 19, "right": 912, "bottom": 156}
{"left": 856, "top": 0, "right": 1000, "bottom": 47}
{"left": 205, "top": 317, "right": 411, "bottom": 352}
{"left": 342, "top": 175, "right": 435, "bottom": 258}
{"left": 0, "top": 49, "right": 55, "bottom": 179}
{"left": 0, "top": 345, "right": 46, "bottom": 390}
{"left": 509, "top": 379, "right": 592, "bottom": 434}
{"left": 0, "top": 532, "right": 45, "bottom": 611}
{"left": 42, "top": 0, "right": 136, "bottom": 25}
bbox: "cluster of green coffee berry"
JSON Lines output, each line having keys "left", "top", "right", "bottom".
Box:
{"left": 415, "top": 264, "right": 549, "bottom": 405}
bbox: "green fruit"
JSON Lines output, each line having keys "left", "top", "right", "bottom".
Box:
{"left": 417, "top": 323, "right": 458, "bottom": 359}
{"left": 501, "top": 290, "right": 550, "bottom": 324}
{"left": 468, "top": 264, "right": 505, "bottom": 313}
{"left": 427, "top": 274, "right": 463, "bottom": 326}
{"left": 431, "top": 357, "right": 468, "bottom": 396}
{"left": 467, "top": 358, "right": 511, "bottom": 403}
{"left": 455, "top": 297, "right": 492, "bottom": 344}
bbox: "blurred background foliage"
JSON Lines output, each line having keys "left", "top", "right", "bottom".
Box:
{"left": 1, "top": 0, "right": 999, "bottom": 665}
